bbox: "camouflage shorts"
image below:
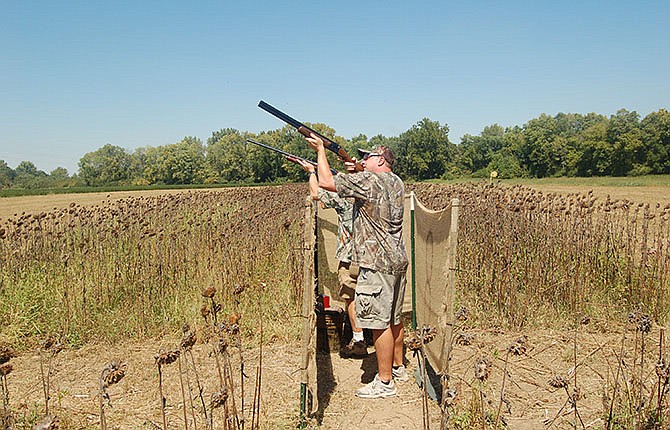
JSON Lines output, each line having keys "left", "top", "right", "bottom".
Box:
{"left": 354, "top": 267, "right": 406, "bottom": 330}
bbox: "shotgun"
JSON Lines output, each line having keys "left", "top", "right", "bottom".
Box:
{"left": 258, "top": 100, "right": 364, "bottom": 171}
{"left": 246, "top": 139, "right": 338, "bottom": 175}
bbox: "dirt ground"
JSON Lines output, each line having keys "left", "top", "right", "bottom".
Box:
{"left": 4, "top": 323, "right": 667, "bottom": 429}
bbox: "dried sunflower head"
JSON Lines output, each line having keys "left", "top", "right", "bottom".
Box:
{"left": 180, "top": 326, "right": 197, "bottom": 351}
{"left": 455, "top": 332, "right": 475, "bottom": 346}
{"left": 507, "top": 336, "right": 528, "bottom": 356}
{"left": 549, "top": 374, "right": 568, "bottom": 389}
{"left": 404, "top": 325, "right": 439, "bottom": 351}
{"left": 0, "top": 363, "right": 13, "bottom": 376}
{"left": 220, "top": 320, "right": 240, "bottom": 336}
{"left": 228, "top": 313, "right": 242, "bottom": 325}
{"left": 455, "top": 306, "right": 469, "bottom": 322}
{"left": 474, "top": 357, "right": 490, "bottom": 382}
{"left": 637, "top": 314, "right": 652, "bottom": 334}
{"left": 628, "top": 311, "right": 641, "bottom": 325}
{"left": 444, "top": 387, "right": 459, "bottom": 406}
{"left": 155, "top": 348, "right": 180, "bottom": 366}
{"left": 404, "top": 335, "right": 423, "bottom": 351}
{"left": 417, "top": 325, "right": 438, "bottom": 344}
{"left": 202, "top": 286, "right": 216, "bottom": 299}
{"left": 211, "top": 387, "right": 229, "bottom": 409}
{"left": 41, "top": 336, "right": 63, "bottom": 354}
{"left": 0, "top": 344, "right": 15, "bottom": 364}
{"left": 101, "top": 361, "right": 126, "bottom": 387}
{"left": 41, "top": 336, "right": 55, "bottom": 350}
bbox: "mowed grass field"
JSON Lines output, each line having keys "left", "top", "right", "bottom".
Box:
{"left": 0, "top": 188, "right": 225, "bottom": 220}
{"left": 505, "top": 175, "right": 670, "bottom": 206}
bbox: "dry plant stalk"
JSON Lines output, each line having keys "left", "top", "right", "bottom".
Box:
{"left": 209, "top": 387, "right": 229, "bottom": 430}
{"left": 250, "top": 284, "right": 262, "bottom": 430}
{"left": 155, "top": 348, "right": 180, "bottom": 430}
{"left": 39, "top": 336, "right": 63, "bottom": 417}
{"left": 494, "top": 336, "right": 527, "bottom": 429}
{"left": 1, "top": 343, "right": 15, "bottom": 430}
{"left": 180, "top": 323, "right": 200, "bottom": 430}
{"left": 405, "top": 325, "right": 438, "bottom": 430}
{"left": 32, "top": 414, "right": 59, "bottom": 430}
{"left": 473, "top": 356, "right": 491, "bottom": 430}
{"left": 99, "top": 360, "right": 126, "bottom": 430}
{"left": 202, "top": 286, "right": 243, "bottom": 430}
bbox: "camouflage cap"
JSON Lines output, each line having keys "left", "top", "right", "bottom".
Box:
{"left": 375, "top": 146, "right": 394, "bottom": 167}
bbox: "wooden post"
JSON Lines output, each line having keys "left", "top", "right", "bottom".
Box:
{"left": 441, "top": 198, "right": 460, "bottom": 430}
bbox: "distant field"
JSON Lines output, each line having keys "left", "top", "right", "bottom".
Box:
{"left": 0, "top": 188, "right": 225, "bottom": 220}
{"left": 503, "top": 175, "right": 670, "bottom": 206}
{"left": 2, "top": 175, "right": 670, "bottom": 220}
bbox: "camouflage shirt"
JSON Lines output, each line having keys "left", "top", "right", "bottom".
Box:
{"left": 317, "top": 189, "right": 354, "bottom": 263}
{"left": 333, "top": 171, "right": 408, "bottom": 274}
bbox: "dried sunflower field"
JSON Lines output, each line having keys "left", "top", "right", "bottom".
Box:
{"left": 0, "top": 182, "right": 668, "bottom": 429}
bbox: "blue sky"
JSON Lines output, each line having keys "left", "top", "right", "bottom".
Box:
{"left": 2, "top": 1, "right": 668, "bottom": 175}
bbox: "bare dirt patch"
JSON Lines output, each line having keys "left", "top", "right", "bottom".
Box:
{"left": 5, "top": 323, "right": 666, "bottom": 429}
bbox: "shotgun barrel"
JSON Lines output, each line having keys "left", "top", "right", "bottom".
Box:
{"left": 246, "top": 139, "right": 337, "bottom": 175}
{"left": 258, "top": 100, "right": 364, "bottom": 172}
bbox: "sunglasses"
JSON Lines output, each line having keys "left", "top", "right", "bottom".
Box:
{"left": 362, "top": 153, "right": 381, "bottom": 161}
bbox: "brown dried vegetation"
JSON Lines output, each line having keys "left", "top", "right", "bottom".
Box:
{"left": 0, "top": 186, "right": 306, "bottom": 347}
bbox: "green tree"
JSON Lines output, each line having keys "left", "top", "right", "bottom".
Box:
{"left": 246, "top": 132, "right": 287, "bottom": 182}
{"left": 458, "top": 124, "right": 505, "bottom": 176}
{"left": 129, "top": 147, "right": 149, "bottom": 184}
{"left": 15, "top": 161, "right": 44, "bottom": 177}
{"left": 142, "top": 137, "right": 206, "bottom": 185}
{"left": 640, "top": 109, "right": 670, "bottom": 174}
{"left": 78, "top": 144, "right": 132, "bottom": 186}
{"left": 394, "top": 118, "right": 453, "bottom": 180}
{"left": 207, "top": 129, "right": 252, "bottom": 182}
{"left": 607, "top": 109, "right": 642, "bottom": 176}
{"left": 13, "top": 161, "right": 48, "bottom": 188}
{"left": 0, "top": 160, "right": 15, "bottom": 188}
{"left": 49, "top": 167, "right": 69, "bottom": 179}
{"left": 572, "top": 115, "right": 609, "bottom": 176}
{"left": 517, "top": 114, "right": 562, "bottom": 177}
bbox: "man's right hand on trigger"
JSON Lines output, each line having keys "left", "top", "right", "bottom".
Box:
{"left": 305, "top": 132, "right": 325, "bottom": 151}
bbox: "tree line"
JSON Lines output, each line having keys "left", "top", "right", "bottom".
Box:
{"left": 1, "top": 108, "right": 668, "bottom": 189}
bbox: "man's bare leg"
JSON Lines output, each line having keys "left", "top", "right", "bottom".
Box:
{"left": 372, "top": 327, "right": 394, "bottom": 382}
{"left": 346, "top": 298, "right": 364, "bottom": 340}
{"left": 392, "top": 323, "right": 404, "bottom": 367}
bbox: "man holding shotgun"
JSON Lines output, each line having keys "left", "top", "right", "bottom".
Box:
{"left": 304, "top": 132, "right": 409, "bottom": 399}
{"left": 293, "top": 157, "right": 368, "bottom": 358}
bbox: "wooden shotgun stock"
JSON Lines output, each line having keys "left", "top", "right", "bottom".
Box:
{"left": 258, "top": 100, "right": 364, "bottom": 172}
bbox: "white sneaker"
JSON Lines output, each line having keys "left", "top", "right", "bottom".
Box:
{"left": 355, "top": 374, "right": 397, "bottom": 398}
{"left": 392, "top": 365, "right": 409, "bottom": 383}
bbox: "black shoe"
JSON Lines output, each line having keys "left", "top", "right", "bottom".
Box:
{"left": 340, "top": 339, "right": 368, "bottom": 358}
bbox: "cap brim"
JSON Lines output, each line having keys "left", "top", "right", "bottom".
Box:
{"left": 357, "top": 148, "right": 372, "bottom": 157}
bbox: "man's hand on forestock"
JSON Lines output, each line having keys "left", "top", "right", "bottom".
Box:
{"left": 293, "top": 157, "right": 315, "bottom": 173}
